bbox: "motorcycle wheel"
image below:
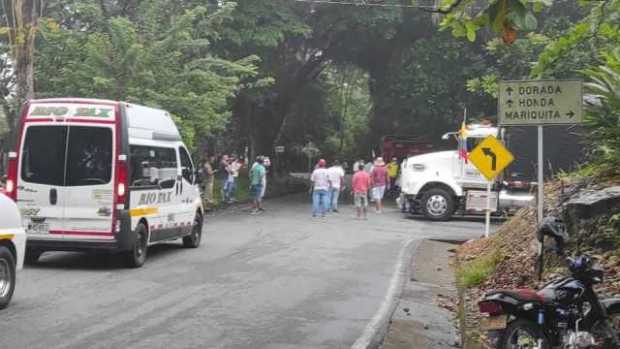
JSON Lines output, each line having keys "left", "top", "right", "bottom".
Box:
{"left": 592, "top": 308, "right": 620, "bottom": 349}
{"left": 498, "top": 319, "right": 549, "bottom": 349}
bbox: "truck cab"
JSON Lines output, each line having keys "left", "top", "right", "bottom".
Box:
{"left": 400, "top": 123, "right": 533, "bottom": 221}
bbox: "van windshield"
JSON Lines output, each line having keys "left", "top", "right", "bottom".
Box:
{"left": 21, "top": 126, "right": 113, "bottom": 186}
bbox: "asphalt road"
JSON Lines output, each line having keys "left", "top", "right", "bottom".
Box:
{"left": 1, "top": 195, "right": 493, "bottom": 349}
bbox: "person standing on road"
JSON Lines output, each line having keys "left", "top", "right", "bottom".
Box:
{"left": 386, "top": 157, "right": 399, "bottom": 190}
{"left": 370, "top": 157, "right": 388, "bottom": 213}
{"left": 220, "top": 155, "right": 234, "bottom": 203}
{"left": 226, "top": 156, "right": 243, "bottom": 203}
{"left": 352, "top": 164, "right": 371, "bottom": 219}
{"left": 310, "top": 159, "right": 330, "bottom": 217}
{"left": 250, "top": 157, "right": 266, "bottom": 214}
{"left": 261, "top": 156, "right": 270, "bottom": 200}
{"left": 327, "top": 160, "right": 345, "bottom": 213}
{"left": 202, "top": 156, "right": 216, "bottom": 204}
{"left": 353, "top": 159, "right": 364, "bottom": 173}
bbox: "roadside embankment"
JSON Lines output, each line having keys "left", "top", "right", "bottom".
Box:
{"left": 456, "top": 177, "right": 620, "bottom": 348}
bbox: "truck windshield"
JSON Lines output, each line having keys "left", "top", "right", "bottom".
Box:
{"left": 466, "top": 138, "right": 483, "bottom": 152}
{"left": 21, "top": 126, "right": 113, "bottom": 186}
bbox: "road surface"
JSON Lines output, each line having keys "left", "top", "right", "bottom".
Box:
{"left": 1, "top": 195, "right": 492, "bottom": 349}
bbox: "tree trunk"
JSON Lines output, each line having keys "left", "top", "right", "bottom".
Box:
{"left": 3, "top": 0, "right": 41, "bottom": 145}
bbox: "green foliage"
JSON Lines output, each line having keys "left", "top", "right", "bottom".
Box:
{"left": 457, "top": 250, "right": 503, "bottom": 288}
{"left": 582, "top": 48, "right": 620, "bottom": 175}
{"left": 437, "top": 0, "right": 551, "bottom": 42}
{"left": 532, "top": 0, "right": 620, "bottom": 78}
{"left": 35, "top": 0, "right": 257, "bottom": 149}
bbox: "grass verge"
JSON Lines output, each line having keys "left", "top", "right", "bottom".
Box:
{"left": 456, "top": 250, "right": 502, "bottom": 289}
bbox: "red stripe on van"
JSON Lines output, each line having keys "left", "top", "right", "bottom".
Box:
{"left": 24, "top": 118, "right": 54, "bottom": 123}
{"left": 50, "top": 230, "right": 114, "bottom": 237}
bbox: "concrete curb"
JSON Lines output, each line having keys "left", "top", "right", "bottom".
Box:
{"left": 351, "top": 238, "right": 420, "bottom": 349}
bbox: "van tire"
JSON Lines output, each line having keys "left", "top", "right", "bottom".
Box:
{"left": 25, "top": 248, "right": 43, "bottom": 264}
{"left": 421, "top": 188, "right": 454, "bottom": 221}
{"left": 183, "top": 213, "right": 203, "bottom": 248}
{"left": 125, "top": 223, "right": 148, "bottom": 268}
{"left": 0, "top": 246, "right": 16, "bottom": 309}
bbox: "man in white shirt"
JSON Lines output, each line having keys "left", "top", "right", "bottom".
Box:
{"left": 310, "top": 159, "right": 330, "bottom": 217}
{"left": 327, "top": 160, "right": 345, "bottom": 213}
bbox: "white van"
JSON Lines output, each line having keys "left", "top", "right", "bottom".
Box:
{"left": 0, "top": 193, "right": 26, "bottom": 308}
{"left": 4, "top": 98, "right": 204, "bottom": 267}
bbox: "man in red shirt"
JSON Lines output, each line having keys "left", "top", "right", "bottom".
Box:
{"left": 351, "top": 163, "right": 371, "bottom": 219}
{"left": 370, "top": 157, "right": 388, "bottom": 213}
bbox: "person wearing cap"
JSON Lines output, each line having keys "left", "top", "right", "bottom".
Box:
{"left": 370, "top": 157, "right": 388, "bottom": 213}
{"left": 386, "top": 157, "right": 399, "bottom": 190}
{"left": 310, "top": 159, "right": 331, "bottom": 217}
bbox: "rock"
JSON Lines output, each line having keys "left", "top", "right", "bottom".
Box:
{"left": 424, "top": 324, "right": 430, "bottom": 330}
{"left": 564, "top": 186, "right": 620, "bottom": 221}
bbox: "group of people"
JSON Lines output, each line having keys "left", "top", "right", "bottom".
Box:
{"left": 310, "top": 156, "right": 398, "bottom": 219}
{"left": 309, "top": 159, "right": 346, "bottom": 217}
{"left": 200, "top": 154, "right": 270, "bottom": 214}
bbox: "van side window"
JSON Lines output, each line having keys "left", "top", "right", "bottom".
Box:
{"left": 129, "top": 145, "right": 178, "bottom": 189}
{"left": 179, "top": 147, "right": 194, "bottom": 184}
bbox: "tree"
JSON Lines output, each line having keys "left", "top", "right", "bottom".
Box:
{"left": 34, "top": 0, "right": 257, "bottom": 149}
{"left": 0, "top": 0, "right": 44, "bottom": 144}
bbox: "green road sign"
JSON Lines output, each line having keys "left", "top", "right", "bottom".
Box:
{"left": 498, "top": 80, "right": 583, "bottom": 126}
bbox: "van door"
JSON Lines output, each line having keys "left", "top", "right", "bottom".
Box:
{"left": 63, "top": 126, "right": 115, "bottom": 239}
{"left": 128, "top": 144, "right": 178, "bottom": 241}
{"left": 18, "top": 125, "right": 68, "bottom": 238}
{"left": 178, "top": 146, "right": 197, "bottom": 231}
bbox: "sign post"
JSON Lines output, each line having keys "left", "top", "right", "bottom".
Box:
{"left": 498, "top": 79, "right": 583, "bottom": 224}
{"left": 469, "top": 136, "right": 515, "bottom": 237}
{"left": 538, "top": 126, "right": 544, "bottom": 224}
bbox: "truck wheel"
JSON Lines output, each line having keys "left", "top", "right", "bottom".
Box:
{"left": 125, "top": 223, "right": 148, "bottom": 268}
{"left": 0, "top": 246, "right": 16, "bottom": 309}
{"left": 421, "top": 188, "right": 454, "bottom": 221}
{"left": 25, "top": 248, "right": 43, "bottom": 265}
{"left": 183, "top": 213, "right": 203, "bottom": 248}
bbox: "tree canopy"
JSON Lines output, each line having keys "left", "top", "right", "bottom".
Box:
{"left": 0, "top": 0, "right": 617, "bottom": 175}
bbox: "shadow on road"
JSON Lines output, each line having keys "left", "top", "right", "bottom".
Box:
{"left": 25, "top": 242, "right": 187, "bottom": 271}
{"left": 404, "top": 214, "right": 506, "bottom": 224}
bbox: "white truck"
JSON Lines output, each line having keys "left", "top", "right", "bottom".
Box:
{"left": 400, "top": 123, "right": 534, "bottom": 221}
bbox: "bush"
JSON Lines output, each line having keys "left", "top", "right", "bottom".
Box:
{"left": 583, "top": 48, "right": 620, "bottom": 177}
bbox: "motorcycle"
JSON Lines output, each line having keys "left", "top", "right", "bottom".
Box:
{"left": 478, "top": 216, "right": 620, "bottom": 348}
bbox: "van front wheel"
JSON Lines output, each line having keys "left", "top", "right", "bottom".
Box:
{"left": 0, "top": 246, "right": 16, "bottom": 309}
{"left": 183, "top": 213, "right": 203, "bottom": 248}
{"left": 125, "top": 223, "right": 148, "bottom": 268}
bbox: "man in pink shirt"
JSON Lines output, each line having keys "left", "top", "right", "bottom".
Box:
{"left": 351, "top": 163, "right": 371, "bottom": 219}
{"left": 370, "top": 157, "right": 388, "bottom": 213}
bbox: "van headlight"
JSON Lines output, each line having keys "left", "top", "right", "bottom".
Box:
{"left": 411, "top": 164, "right": 426, "bottom": 171}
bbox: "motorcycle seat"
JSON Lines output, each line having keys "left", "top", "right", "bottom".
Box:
{"left": 487, "top": 289, "right": 545, "bottom": 303}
